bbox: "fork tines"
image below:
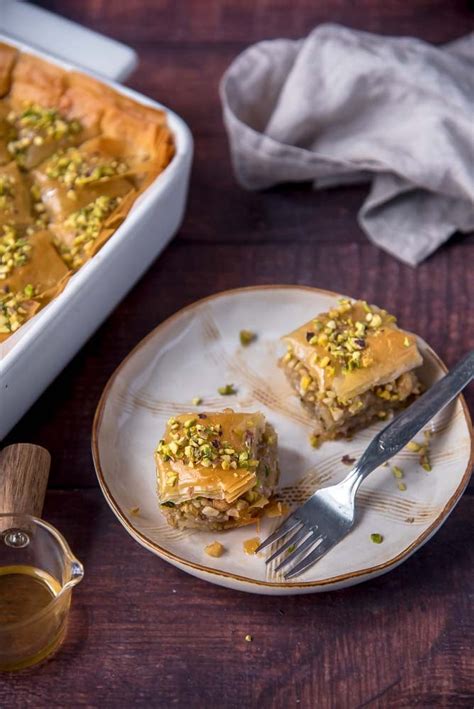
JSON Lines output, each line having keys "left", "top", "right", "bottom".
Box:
{"left": 256, "top": 515, "right": 335, "bottom": 579}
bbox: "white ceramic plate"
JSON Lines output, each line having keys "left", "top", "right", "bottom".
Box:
{"left": 92, "top": 286, "right": 473, "bottom": 595}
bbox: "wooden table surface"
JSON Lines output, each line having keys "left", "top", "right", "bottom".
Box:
{"left": 2, "top": 1, "right": 473, "bottom": 706}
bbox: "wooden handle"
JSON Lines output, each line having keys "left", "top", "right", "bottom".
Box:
{"left": 0, "top": 443, "right": 51, "bottom": 517}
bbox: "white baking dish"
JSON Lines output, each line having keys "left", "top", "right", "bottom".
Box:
{"left": 0, "top": 33, "right": 193, "bottom": 439}
{"left": 0, "top": 0, "right": 138, "bottom": 81}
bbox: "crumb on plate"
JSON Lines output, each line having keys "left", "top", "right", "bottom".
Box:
{"left": 204, "top": 541, "right": 225, "bottom": 558}
{"left": 240, "top": 330, "right": 256, "bottom": 346}
{"left": 218, "top": 384, "right": 236, "bottom": 396}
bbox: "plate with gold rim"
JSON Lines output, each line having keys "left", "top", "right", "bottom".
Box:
{"left": 92, "top": 286, "right": 473, "bottom": 595}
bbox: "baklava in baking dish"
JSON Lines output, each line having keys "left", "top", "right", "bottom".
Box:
{"left": 0, "top": 42, "right": 174, "bottom": 341}
{"left": 280, "top": 299, "right": 422, "bottom": 444}
{"left": 155, "top": 410, "right": 279, "bottom": 530}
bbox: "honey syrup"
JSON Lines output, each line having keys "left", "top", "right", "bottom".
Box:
{"left": 0, "top": 565, "right": 68, "bottom": 671}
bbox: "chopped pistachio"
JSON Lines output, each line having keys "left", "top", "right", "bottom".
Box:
{"left": 218, "top": 384, "right": 236, "bottom": 396}
{"left": 309, "top": 434, "right": 320, "bottom": 448}
{"left": 398, "top": 482, "right": 407, "bottom": 491}
{"left": 406, "top": 441, "right": 422, "bottom": 452}
{"left": 245, "top": 635, "right": 253, "bottom": 642}
{"left": 392, "top": 465, "right": 404, "bottom": 479}
{"left": 303, "top": 299, "right": 393, "bottom": 375}
{"left": 7, "top": 104, "right": 82, "bottom": 167}
{"left": 0, "top": 224, "right": 32, "bottom": 279}
{"left": 156, "top": 416, "right": 258, "bottom": 472}
{"left": 300, "top": 374, "right": 311, "bottom": 392}
{"left": 0, "top": 285, "right": 37, "bottom": 334}
{"left": 0, "top": 174, "right": 15, "bottom": 211}
{"left": 403, "top": 337, "right": 410, "bottom": 347}
{"left": 421, "top": 461, "right": 432, "bottom": 472}
{"left": 239, "top": 329, "right": 256, "bottom": 346}
{"left": 58, "top": 195, "right": 121, "bottom": 269}
{"left": 192, "top": 396, "right": 202, "bottom": 406}
{"left": 370, "top": 533, "right": 383, "bottom": 544}
{"left": 45, "top": 147, "right": 128, "bottom": 188}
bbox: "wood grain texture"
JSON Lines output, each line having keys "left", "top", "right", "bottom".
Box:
{"left": 32, "top": 0, "right": 474, "bottom": 44}
{"left": 0, "top": 444, "right": 50, "bottom": 516}
{"left": 6, "top": 240, "right": 473, "bottom": 490}
{"left": 2, "top": 1, "right": 473, "bottom": 706}
{"left": 1, "top": 490, "right": 473, "bottom": 708}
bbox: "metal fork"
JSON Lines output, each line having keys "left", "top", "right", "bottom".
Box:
{"left": 257, "top": 350, "right": 474, "bottom": 579}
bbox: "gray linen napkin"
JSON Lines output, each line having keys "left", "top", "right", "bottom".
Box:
{"left": 220, "top": 25, "right": 474, "bottom": 265}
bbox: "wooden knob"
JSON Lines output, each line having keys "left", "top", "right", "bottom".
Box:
{"left": 0, "top": 443, "right": 51, "bottom": 517}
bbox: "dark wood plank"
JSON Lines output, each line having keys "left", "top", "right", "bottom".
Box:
{"left": 5, "top": 236, "right": 474, "bottom": 490}
{"left": 3, "top": 2, "right": 473, "bottom": 707}
{"left": 34, "top": 0, "right": 473, "bottom": 44}
{"left": 0, "top": 489, "right": 472, "bottom": 708}
{"left": 5, "top": 239, "right": 473, "bottom": 489}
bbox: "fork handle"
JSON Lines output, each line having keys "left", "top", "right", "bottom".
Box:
{"left": 350, "top": 349, "right": 474, "bottom": 485}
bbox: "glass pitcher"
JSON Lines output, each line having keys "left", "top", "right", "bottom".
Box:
{"left": 0, "top": 513, "right": 84, "bottom": 671}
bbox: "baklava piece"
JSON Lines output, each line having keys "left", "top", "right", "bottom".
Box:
{"left": 280, "top": 299, "right": 422, "bottom": 444}
{"left": 0, "top": 225, "right": 69, "bottom": 341}
{"left": 0, "top": 40, "right": 175, "bottom": 341}
{"left": 33, "top": 140, "right": 135, "bottom": 221}
{"left": 5, "top": 102, "right": 83, "bottom": 170}
{"left": 155, "top": 410, "right": 279, "bottom": 530}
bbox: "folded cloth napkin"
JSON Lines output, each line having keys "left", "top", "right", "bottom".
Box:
{"left": 220, "top": 25, "right": 474, "bottom": 265}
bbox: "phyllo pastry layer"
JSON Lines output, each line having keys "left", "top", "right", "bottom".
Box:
{"left": 155, "top": 409, "right": 279, "bottom": 530}
{"left": 33, "top": 140, "right": 134, "bottom": 221}
{"left": 0, "top": 40, "right": 175, "bottom": 342}
{"left": 0, "top": 226, "right": 70, "bottom": 341}
{"left": 0, "top": 162, "right": 32, "bottom": 226}
{"left": 280, "top": 299, "right": 422, "bottom": 444}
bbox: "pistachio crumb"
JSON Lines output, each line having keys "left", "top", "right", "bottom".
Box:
{"left": 192, "top": 396, "right": 202, "bottom": 406}
{"left": 370, "top": 533, "right": 383, "bottom": 544}
{"left": 398, "top": 482, "right": 407, "bottom": 491}
{"left": 392, "top": 466, "right": 404, "bottom": 479}
{"left": 406, "top": 441, "right": 422, "bottom": 452}
{"left": 245, "top": 634, "right": 253, "bottom": 642}
{"left": 240, "top": 329, "right": 256, "bottom": 346}
{"left": 218, "top": 384, "right": 236, "bottom": 396}
{"left": 309, "top": 435, "right": 320, "bottom": 449}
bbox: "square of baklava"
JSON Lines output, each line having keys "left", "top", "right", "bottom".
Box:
{"left": 0, "top": 225, "right": 69, "bottom": 340}
{"left": 155, "top": 409, "right": 279, "bottom": 530}
{"left": 280, "top": 299, "right": 422, "bottom": 445}
{"left": 32, "top": 138, "right": 137, "bottom": 222}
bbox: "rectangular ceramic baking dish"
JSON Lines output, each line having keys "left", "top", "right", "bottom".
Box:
{"left": 0, "top": 30, "right": 193, "bottom": 439}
